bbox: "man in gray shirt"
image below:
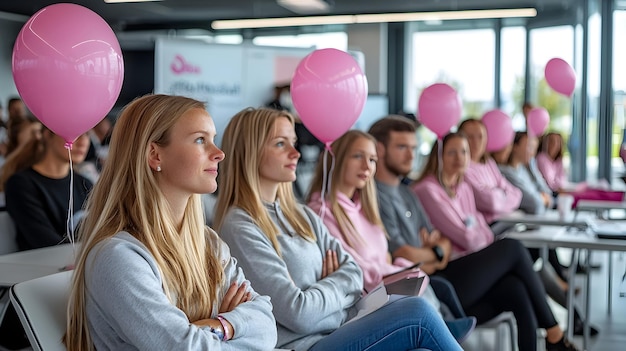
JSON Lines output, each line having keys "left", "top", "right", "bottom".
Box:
{"left": 368, "top": 116, "right": 452, "bottom": 274}
{"left": 368, "top": 116, "right": 469, "bottom": 322}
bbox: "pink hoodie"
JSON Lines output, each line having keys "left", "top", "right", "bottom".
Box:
{"left": 412, "top": 175, "right": 494, "bottom": 260}
{"left": 464, "top": 158, "right": 522, "bottom": 223}
{"left": 308, "top": 192, "right": 413, "bottom": 292}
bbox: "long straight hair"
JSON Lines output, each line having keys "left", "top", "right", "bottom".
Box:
{"left": 415, "top": 132, "right": 467, "bottom": 197}
{"left": 538, "top": 132, "right": 563, "bottom": 160}
{"left": 507, "top": 131, "right": 528, "bottom": 165}
{"left": 458, "top": 118, "right": 489, "bottom": 163}
{"left": 65, "top": 95, "right": 224, "bottom": 350}
{"left": 214, "top": 107, "right": 315, "bottom": 256}
{"left": 306, "top": 130, "right": 385, "bottom": 248}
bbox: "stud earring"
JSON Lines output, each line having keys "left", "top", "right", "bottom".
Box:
{"left": 156, "top": 166, "right": 162, "bottom": 172}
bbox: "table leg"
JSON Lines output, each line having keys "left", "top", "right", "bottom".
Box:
{"left": 608, "top": 251, "right": 613, "bottom": 315}
{"left": 584, "top": 250, "right": 591, "bottom": 350}
{"left": 566, "top": 249, "right": 577, "bottom": 342}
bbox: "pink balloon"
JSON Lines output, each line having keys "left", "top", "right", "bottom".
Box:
{"left": 12, "top": 3, "right": 124, "bottom": 145}
{"left": 544, "top": 58, "right": 576, "bottom": 97}
{"left": 418, "top": 83, "right": 462, "bottom": 138}
{"left": 481, "top": 109, "right": 514, "bottom": 152}
{"left": 291, "top": 48, "right": 368, "bottom": 144}
{"left": 527, "top": 107, "right": 550, "bottom": 136}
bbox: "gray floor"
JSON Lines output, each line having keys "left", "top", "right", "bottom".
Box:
{"left": 463, "top": 249, "right": 626, "bottom": 351}
{"left": 566, "top": 250, "right": 626, "bottom": 351}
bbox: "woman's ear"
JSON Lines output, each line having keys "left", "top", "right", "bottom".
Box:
{"left": 148, "top": 142, "right": 161, "bottom": 171}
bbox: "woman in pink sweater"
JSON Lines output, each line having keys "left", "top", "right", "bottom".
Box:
{"left": 536, "top": 132, "right": 567, "bottom": 192}
{"left": 412, "top": 132, "right": 579, "bottom": 351}
{"left": 306, "top": 130, "right": 439, "bottom": 291}
{"left": 458, "top": 119, "right": 522, "bottom": 227}
{"left": 536, "top": 132, "right": 623, "bottom": 206}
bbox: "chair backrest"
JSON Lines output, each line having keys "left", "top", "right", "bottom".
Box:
{"left": 0, "top": 211, "right": 18, "bottom": 255}
{"left": 9, "top": 270, "right": 297, "bottom": 351}
{"left": 9, "top": 270, "right": 72, "bottom": 351}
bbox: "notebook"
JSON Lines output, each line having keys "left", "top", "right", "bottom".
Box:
{"left": 591, "top": 222, "right": 626, "bottom": 240}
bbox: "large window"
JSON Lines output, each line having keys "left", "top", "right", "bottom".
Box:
{"left": 500, "top": 26, "right": 527, "bottom": 130}
{"left": 585, "top": 9, "right": 601, "bottom": 181}
{"left": 409, "top": 29, "right": 495, "bottom": 120}
{"left": 613, "top": 9, "right": 626, "bottom": 176}
{"left": 527, "top": 25, "right": 575, "bottom": 175}
{"left": 407, "top": 27, "right": 495, "bottom": 158}
{"left": 528, "top": 26, "right": 574, "bottom": 135}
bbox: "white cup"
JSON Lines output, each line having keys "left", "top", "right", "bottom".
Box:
{"left": 557, "top": 194, "right": 575, "bottom": 221}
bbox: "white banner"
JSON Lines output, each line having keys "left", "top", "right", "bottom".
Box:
{"left": 155, "top": 38, "right": 312, "bottom": 146}
{"left": 155, "top": 39, "right": 246, "bottom": 145}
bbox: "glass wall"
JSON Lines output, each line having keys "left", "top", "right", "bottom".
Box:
{"left": 500, "top": 26, "right": 527, "bottom": 130}
{"left": 242, "top": 1, "right": 624, "bottom": 184}
{"left": 585, "top": 7, "right": 601, "bottom": 182}
{"left": 406, "top": 26, "right": 495, "bottom": 158}
{"left": 613, "top": 8, "right": 626, "bottom": 179}
{"left": 527, "top": 26, "right": 574, "bottom": 134}
{"left": 408, "top": 28, "right": 495, "bottom": 120}
{"left": 527, "top": 25, "right": 575, "bottom": 176}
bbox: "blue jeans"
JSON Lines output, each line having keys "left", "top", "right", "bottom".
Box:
{"left": 309, "top": 296, "right": 462, "bottom": 351}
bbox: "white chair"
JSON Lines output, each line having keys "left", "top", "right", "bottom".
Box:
{"left": 472, "top": 312, "right": 518, "bottom": 351}
{"left": 0, "top": 211, "right": 18, "bottom": 324}
{"left": 10, "top": 271, "right": 292, "bottom": 351}
{"left": 10, "top": 270, "right": 71, "bottom": 351}
{"left": 465, "top": 312, "right": 546, "bottom": 351}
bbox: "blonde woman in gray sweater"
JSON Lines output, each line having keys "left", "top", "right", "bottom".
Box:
{"left": 65, "top": 95, "right": 276, "bottom": 351}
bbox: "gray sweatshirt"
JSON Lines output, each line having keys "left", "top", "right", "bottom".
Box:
{"left": 375, "top": 181, "right": 433, "bottom": 253}
{"left": 219, "top": 201, "right": 363, "bottom": 351}
{"left": 84, "top": 230, "right": 277, "bottom": 351}
{"left": 498, "top": 163, "right": 549, "bottom": 215}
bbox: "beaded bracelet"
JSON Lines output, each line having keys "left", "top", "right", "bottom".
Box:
{"left": 216, "top": 315, "right": 230, "bottom": 341}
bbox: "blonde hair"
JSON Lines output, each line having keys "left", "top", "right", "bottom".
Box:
{"left": 306, "top": 130, "right": 385, "bottom": 249}
{"left": 65, "top": 94, "right": 224, "bottom": 350}
{"left": 415, "top": 132, "right": 467, "bottom": 197}
{"left": 214, "top": 107, "right": 315, "bottom": 255}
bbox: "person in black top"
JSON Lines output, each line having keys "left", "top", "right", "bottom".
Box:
{"left": 3, "top": 128, "right": 92, "bottom": 250}
{"left": 0, "top": 127, "right": 92, "bottom": 350}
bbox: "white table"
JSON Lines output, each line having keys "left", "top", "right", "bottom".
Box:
{"left": 0, "top": 243, "right": 77, "bottom": 325}
{"left": 575, "top": 200, "right": 626, "bottom": 219}
{"left": 0, "top": 243, "right": 76, "bottom": 287}
{"left": 503, "top": 225, "right": 626, "bottom": 350}
{"left": 496, "top": 209, "right": 594, "bottom": 229}
{"left": 0, "top": 243, "right": 76, "bottom": 265}
{"left": 576, "top": 200, "right": 626, "bottom": 211}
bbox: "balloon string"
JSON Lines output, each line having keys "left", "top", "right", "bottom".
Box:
{"left": 319, "top": 142, "right": 335, "bottom": 220}
{"left": 65, "top": 144, "right": 76, "bottom": 248}
{"left": 437, "top": 138, "right": 443, "bottom": 188}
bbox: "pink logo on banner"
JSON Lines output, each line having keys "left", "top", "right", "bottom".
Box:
{"left": 171, "top": 55, "right": 201, "bottom": 74}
